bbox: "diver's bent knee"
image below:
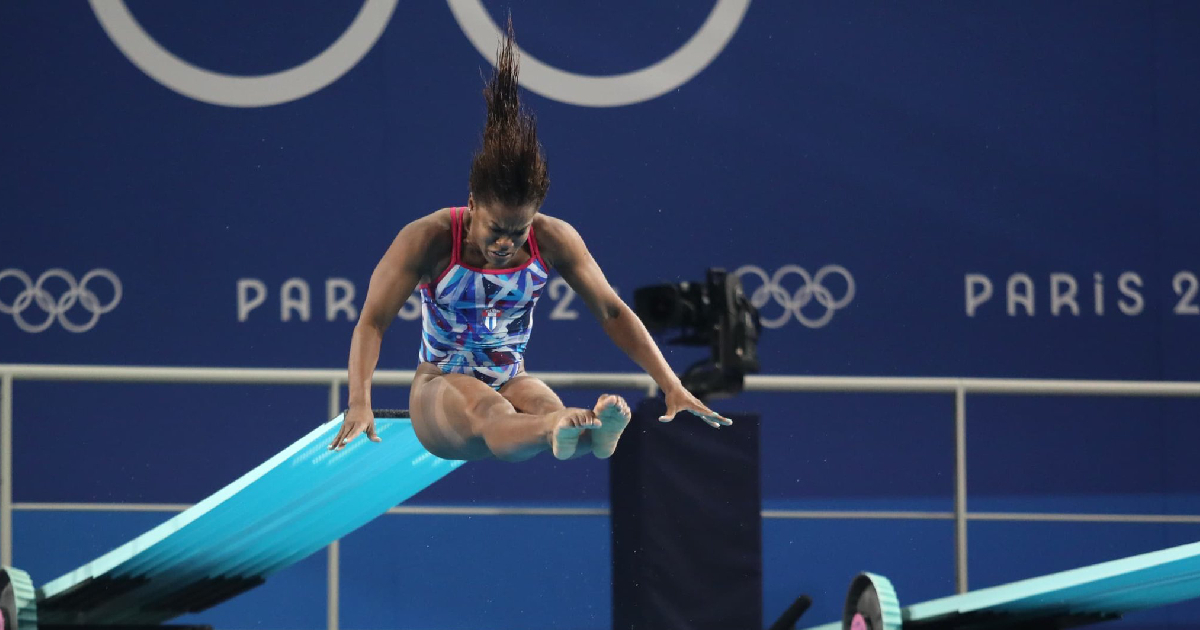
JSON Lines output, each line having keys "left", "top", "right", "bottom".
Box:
{"left": 465, "top": 394, "right": 516, "bottom": 427}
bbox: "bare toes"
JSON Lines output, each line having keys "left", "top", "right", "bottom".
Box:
{"left": 595, "top": 394, "right": 629, "bottom": 417}
{"left": 568, "top": 410, "right": 598, "bottom": 427}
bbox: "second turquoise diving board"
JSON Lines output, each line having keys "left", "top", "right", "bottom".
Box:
{"left": 803, "top": 539, "right": 1200, "bottom": 630}
{"left": 36, "top": 411, "right": 463, "bottom": 626}
{"left": 907, "top": 540, "right": 1200, "bottom": 627}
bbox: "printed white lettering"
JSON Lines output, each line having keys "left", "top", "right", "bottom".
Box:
{"left": 1050, "top": 273, "right": 1079, "bottom": 316}
{"left": 237, "top": 278, "right": 267, "bottom": 322}
{"left": 281, "top": 278, "right": 311, "bottom": 322}
{"left": 1117, "top": 272, "right": 1144, "bottom": 316}
{"left": 1006, "top": 273, "right": 1035, "bottom": 316}
{"left": 326, "top": 278, "right": 358, "bottom": 322}
{"left": 964, "top": 274, "right": 993, "bottom": 317}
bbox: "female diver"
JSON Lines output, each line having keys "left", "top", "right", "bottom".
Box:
{"left": 329, "top": 20, "right": 730, "bottom": 461}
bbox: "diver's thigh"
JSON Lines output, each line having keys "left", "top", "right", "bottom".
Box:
{"left": 409, "top": 363, "right": 514, "bottom": 460}
{"left": 499, "top": 373, "right": 565, "bottom": 415}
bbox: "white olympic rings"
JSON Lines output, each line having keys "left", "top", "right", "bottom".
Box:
{"left": 88, "top": 0, "right": 399, "bottom": 108}
{"left": 88, "top": 0, "right": 750, "bottom": 108}
{"left": 0, "top": 269, "right": 122, "bottom": 333}
{"left": 447, "top": 0, "right": 749, "bottom": 107}
{"left": 735, "top": 264, "right": 855, "bottom": 329}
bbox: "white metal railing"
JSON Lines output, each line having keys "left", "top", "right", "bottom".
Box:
{"left": 3, "top": 364, "right": 1200, "bottom": 627}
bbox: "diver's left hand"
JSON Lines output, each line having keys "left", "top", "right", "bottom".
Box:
{"left": 328, "top": 405, "right": 382, "bottom": 451}
{"left": 660, "top": 385, "right": 733, "bottom": 428}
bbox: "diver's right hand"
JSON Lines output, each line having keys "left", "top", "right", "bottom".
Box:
{"left": 328, "top": 405, "right": 382, "bottom": 450}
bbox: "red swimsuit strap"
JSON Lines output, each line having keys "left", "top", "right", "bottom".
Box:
{"left": 430, "top": 207, "right": 467, "bottom": 289}
{"left": 450, "top": 207, "right": 465, "bottom": 265}
{"left": 527, "top": 220, "right": 544, "bottom": 267}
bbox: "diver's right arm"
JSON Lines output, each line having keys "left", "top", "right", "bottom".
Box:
{"left": 329, "top": 215, "right": 442, "bottom": 450}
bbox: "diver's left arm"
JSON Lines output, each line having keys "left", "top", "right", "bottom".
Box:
{"left": 538, "top": 217, "right": 731, "bottom": 428}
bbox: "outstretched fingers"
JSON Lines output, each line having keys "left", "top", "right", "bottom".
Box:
{"left": 329, "top": 424, "right": 366, "bottom": 451}
{"left": 689, "top": 405, "right": 733, "bottom": 428}
{"left": 328, "top": 427, "right": 346, "bottom": 450}
{"left": 659, "top": 403, "right": 732, "bottom": 428}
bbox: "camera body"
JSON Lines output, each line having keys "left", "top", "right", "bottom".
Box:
{"left": 633, "top": 268, "right": 760, "bottom": 399}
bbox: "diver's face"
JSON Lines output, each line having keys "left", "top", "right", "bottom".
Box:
{"left": 468, "top": 198, "right": 537, "bottom": 266}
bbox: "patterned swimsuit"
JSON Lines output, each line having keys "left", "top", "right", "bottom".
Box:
{"left": 418, "top": 207, "right": 549, "bottom": 389}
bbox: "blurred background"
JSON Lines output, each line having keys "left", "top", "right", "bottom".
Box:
{"left": 2, "top": 1, "right": 1199, "bottom": 629}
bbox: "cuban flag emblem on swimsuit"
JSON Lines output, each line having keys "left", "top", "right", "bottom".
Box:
{"left": 482, "top": 307, "right": 501, "bottom": 331}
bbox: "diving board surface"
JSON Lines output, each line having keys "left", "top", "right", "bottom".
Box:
{"left": 36, "top": 413, "right": 464, "bottom": 626}
{"left": 804, "top": 539, "right": 1200, "bottom": 629}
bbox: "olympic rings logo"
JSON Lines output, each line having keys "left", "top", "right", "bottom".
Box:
{"left": 0, "top": 269, "right": 122, "bottom": 333}
{"left": 735, "top": 265, "right": 855, "bottom": 329}
{"left": 88, "top": 0, "right": 750, "bottom": 108}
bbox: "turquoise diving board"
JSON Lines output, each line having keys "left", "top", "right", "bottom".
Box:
{"left": 803, "top": 539, "right": 1200, "bottom": 630}
{"left": 36, "top": 411, "right": 464, "bottom": 626}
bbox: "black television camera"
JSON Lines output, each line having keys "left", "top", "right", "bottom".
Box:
{"left": 632, "top": 268, "right": 761, "bottom": 400}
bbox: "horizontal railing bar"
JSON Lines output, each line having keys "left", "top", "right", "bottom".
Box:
{"left": 384, "top": 506, "right": 609, "bottom": 517}
{"left": 763, "top": 510, "right": 954, "bottom": 520}
{"left": 745, "top": 375, "right": 962, "bottom": 393}
{"left": 4, "top": 366, "right": 1200, "bottom": 397}
{"left": 16, "top": 503, "right": 1200, "bottom": 524}
{"left": 970, "top": 512, "right": 1200, "bottom": 524}
{"left": 744, "top": 375, "right": 1200, "bottom": 396}
{"left": 0, "top": 365, "right": 409, "bottom": 386}
{"left": 15, "top": 502, "right": 194, "bottom": 512}
{"left": 957, "top": 378, "right": 1200, "bottom": 397}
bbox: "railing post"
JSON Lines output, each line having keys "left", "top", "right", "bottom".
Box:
{"left": 327, "top": 379, "right": 341, "bottom": 630}
{"left": 1, "top": 372, "right": 12, "bottom": 567}
{"left": 954, "top": 383, "right": 968, "bottom": 594}
{"left": 328, "top": 380, "right": 342, "bottom": 420}
{"left": 328, "top": 540, "right": 340, "bottom": 630}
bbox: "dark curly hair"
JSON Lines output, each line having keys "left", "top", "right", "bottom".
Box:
{"left": 468, "top": 16, "right": 550, "bottom": 209}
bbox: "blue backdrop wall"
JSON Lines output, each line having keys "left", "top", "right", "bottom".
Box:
{"left": 3, "top": 2, "right": 1200, "bottom": 629}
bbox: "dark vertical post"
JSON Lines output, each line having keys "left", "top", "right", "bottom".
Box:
{"left": 611, "top": 398, "right": 761, "bottom": 630}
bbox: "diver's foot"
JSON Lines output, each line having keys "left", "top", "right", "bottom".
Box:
{"left": 550, "top": 408, "right": 600, "bottom": 460}
{"left": 590, "top": 394, "right": 632, "bottom": 459}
